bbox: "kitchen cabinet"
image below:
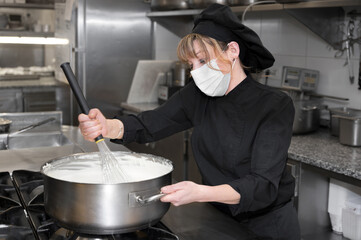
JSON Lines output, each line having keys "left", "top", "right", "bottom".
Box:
{"left": 23, "top": 87, "right": 56, "bottom": 112}
{"left": 288, "top": 129, "right": 361, "bottom": 239}
{"left": 0, "top": 88, "right": 23, "bottom": 112}
{"left": 293, "top": 162, "right": 361, "bottom": 240}
{"left": 0, "top": 77, "right": 71, "bottom": 124}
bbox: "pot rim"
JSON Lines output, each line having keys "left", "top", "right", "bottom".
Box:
{"left": 41, "top": 151, "right": 174, "bottom": 185}
{"left": 334, "top": 115, "right": 361, "bottom": 122}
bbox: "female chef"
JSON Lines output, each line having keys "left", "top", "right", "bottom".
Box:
{"left": 78, "top": 4, "right": 300, "bottom": 239}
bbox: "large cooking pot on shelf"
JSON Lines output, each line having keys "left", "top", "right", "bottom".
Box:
{"left": 150, "top": 0, "right": 189, "bottom": 11}
{"left": 188, "top": 0, "right": 228, "bottom": 9}
{"left": 228, "top": 0, "right": 264, "bottom": 6}
{"left": 292, "top": 100, "right": 321, "bottom": 134}
{"left": 41, "top": 151, "right": 173, "bottom": 235}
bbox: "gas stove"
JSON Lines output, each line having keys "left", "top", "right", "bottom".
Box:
{"left": 0, "top": 170, "right": 179, "bottom": 240}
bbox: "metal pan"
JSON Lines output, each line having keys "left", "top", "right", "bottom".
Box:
{"left": 41, "top": 151, "right": 173, "bottom": 235}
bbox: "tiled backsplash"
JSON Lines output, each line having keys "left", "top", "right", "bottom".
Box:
{"left": 250, "top": 10, "right": 360, "bottom": 109}
{"left": 154, "top": 10, "right": 361, "bottom": 109}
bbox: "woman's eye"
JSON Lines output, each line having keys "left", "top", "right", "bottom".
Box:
{"left": 199, "top": 59, "right": 205, "bottom": 64}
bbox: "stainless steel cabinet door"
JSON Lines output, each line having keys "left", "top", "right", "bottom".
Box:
{"left": 23, "top": 89, "right": 56, "bottom": 112}
{"left": 0, "top": 89, "right": 23, "bottom": 112}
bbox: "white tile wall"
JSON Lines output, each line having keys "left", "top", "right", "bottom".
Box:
{"left": 154, "top": 10, "right": 361, "bottom": 108}
{"left": 154, "top": 23, "right": 180, "bottom": 61}
{"left": 246, "top": 10, "right": 361, "bottom": 109}
{"left": 259, "top": 11, "right": 308, "bottom": 57}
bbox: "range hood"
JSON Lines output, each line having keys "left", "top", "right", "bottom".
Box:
{"left": 147, "top": 0, "right": 361, "bottom": 50}
{"left": 283, "top": 7, "right": 345, "bottom": 50}
{"left": 278, "top": 0, "right": 361, "bottom": 50}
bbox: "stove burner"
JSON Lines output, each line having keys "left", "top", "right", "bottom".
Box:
{"left": 49, "top": 225, "right": 179, "bottom": 240}
{"left": 0, "top": 185, "right": 20, "bottom": 204}
{"left": 0, "top": 196, "right": 20, "bottom": 212}
{"left": 0, "top": 206, "right": 30, "bottom": 227}
{"left": 0, "top": 226, "right": 35, "bottom": 240}
{"left": 12, "top": 170, "right": 43, "bottom": 186}
{"left": 12, "top": 170, "right": 44, "bottom": 207}
{"left": 0, "top": 172, "right": 13, "bottom": 185}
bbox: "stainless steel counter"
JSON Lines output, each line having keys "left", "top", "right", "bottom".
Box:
{"left": 0, "top": 76, "right": 66, "bottom": 89}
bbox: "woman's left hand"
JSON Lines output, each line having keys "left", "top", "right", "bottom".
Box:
{"left": 160, "top": 181, "right": 202, "bottom": 206}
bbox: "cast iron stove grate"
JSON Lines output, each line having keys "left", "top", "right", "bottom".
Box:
{"left": 47, "top": 224, "right": 179, "bottom": 240}
{"left": 0, "top": 205, "right": 36, "bottom": 240}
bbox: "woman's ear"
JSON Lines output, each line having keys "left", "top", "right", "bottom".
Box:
{"left": 227, "top": 41, "right": 240, "bottom": 60}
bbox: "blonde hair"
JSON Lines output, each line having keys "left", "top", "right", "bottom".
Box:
{"left": 177, "top": 33, "right": 231, "bottom": 70}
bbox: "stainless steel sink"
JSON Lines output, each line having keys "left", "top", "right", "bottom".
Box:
{"left": 0, "top": 132, "right": 73, "bottom": 150}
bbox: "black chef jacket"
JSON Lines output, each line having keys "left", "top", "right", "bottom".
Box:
{"left": 112, "top": 75, "right": 295, "bottom": 219}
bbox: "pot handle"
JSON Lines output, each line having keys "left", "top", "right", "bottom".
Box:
{"left": 129, "top": 190, "right": 167, "bottom": 207}
{"left": 135, "top": 193, "right": 166, "bottom": 204}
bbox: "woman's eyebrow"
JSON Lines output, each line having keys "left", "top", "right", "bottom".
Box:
{"left": 195, "top": 51, "right": 205, "bottom": 57}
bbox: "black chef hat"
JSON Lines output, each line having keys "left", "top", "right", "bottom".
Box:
{"left": 192, "top": 3, "right": 274, "bottom": 72}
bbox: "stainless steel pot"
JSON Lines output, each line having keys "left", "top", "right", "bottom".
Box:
{"left": 293, "top": 101, "right": 320, "bottom": 134}
{"left": 329, "top": 107, "right": 361, "bottom": 137}
{"left": 150, "top": 0, "right": 189, "bottom": 11}
{"left": 334, "top": 115, "right": 361, "bottom": 146}
{"left": 172, "top": 61, "right": 190, "bottom": 87}
{"left": 41, "top": 151, "right": 173, "bottom": 235}
{"left": 188, "top": 0, "right": 227, "bottom": 9}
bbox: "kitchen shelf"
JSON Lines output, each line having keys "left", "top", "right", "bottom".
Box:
{"left": 0, "top": 30, "right": 54, "bottom": 37}
{"left": 0, "top": 3, "right": 54, "bottom": 9}
{"left": 146, "top": 0, "right": 361, "bottom": 17}
{"left": 147, "top": 9, "right": 203, "bottom": 17}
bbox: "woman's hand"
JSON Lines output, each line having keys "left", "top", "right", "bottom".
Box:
{"left": 78, "top": 108, "right": 109, "bottom": 142}
{"left": 160, "top": 181, "right": 241, "bottom": 207}
{"left": 160, "top": 181, "right": 202, "bottom": 206}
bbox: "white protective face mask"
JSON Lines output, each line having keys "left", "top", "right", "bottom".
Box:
{"left": 191, "top": 58, "right": 236, "bottom": 97}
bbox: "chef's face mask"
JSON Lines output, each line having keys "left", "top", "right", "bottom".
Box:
{"left": 191, "top": 47, "right": 236, "bottom": 97}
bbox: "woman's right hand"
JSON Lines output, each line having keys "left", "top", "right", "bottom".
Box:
{"left": 78, "top": 108, "right": 109, "bottom": 142}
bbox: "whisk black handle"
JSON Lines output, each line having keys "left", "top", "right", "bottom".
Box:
{"left": 60, "top": 62, "right": 103, "bottom": 142}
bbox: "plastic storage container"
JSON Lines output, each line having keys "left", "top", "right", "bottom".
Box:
{"left": 342, "top": 197, "right": 361, "bottom": 240}
{"left": 328, "top": 178, "right": 361, "bottom": 233}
